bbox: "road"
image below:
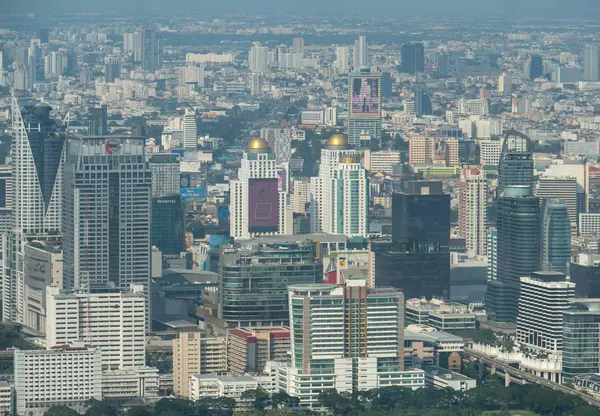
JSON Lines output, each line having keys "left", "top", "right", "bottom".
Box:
{"left": 465, "top": 348, "right": 600, "bottom": 407}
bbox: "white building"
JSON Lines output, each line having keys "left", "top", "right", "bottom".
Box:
{"left": 179, "top": 64, "right": 205, "bottom": 87}
{"left": 14, "top": 344, "right": 103, "bottom": 415}
{"left": 487, "top": 228, "right": 497, "bottom": 281}
{"left": 498, "top": 73, "right": 512, "bottom": 94}
{"left": 425, "top": 366, "right": 476, "bottom": 391}
{"left": 579, "top": 213, "right": 600, "bottom": 236}
{"left": 0, "top": 381, "right": 12, "bottom": 415}
{"left": 102, "top": 367, "right": 159, "bottom": 400}
{"left": 584, "top": 44, "right": 600, "bottom": 82}
{"left": 479, "top": 140, "right": 503, "bottom": 166}
{"left": 149, "top": 153, "right": 181, "bottom": 197}
{"left": 291, "top": 178, "right": 310, "bottom": 213}
{"left": 516, "top": 272, "right": 575, "bottom": 352}
{"left": 457, "top": 99, "right": 489, "bottom": 116}
{"left": 46, "top": 285, "right": 146, "bottom": 370}
{"left": 353, "top": 36, "right": 368, "bottom": 69}
{"left": 365, "top": 150, "right": 401, "bottom": 174}
{"left": 459, "top": 167, "right": 487, "bottom": 257}
{"left": 260, "top": 127, "right": 299, "bottom": 165}
{"left": 335, "top": 46, "right": 349, "bottom": 72}
{"left": 183, "top": 109, "right": 197, "bottom": 150}
{"left": 229, "top": 137, "right": 290, "bottom": 239}
{"left": 535, "top": 176, "right": 578, "bottom": 226}
{"left": 249, "top": 43, "right": 269, "bottom": 74}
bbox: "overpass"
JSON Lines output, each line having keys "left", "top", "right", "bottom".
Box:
{"left": 465, "top": 348, "right": 600, "bottom": 407}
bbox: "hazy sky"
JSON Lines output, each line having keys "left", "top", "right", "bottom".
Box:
{"left": 4, "top": 0, "right": 600, "bottom": 18}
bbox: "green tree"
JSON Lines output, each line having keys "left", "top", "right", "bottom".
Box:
{"left": 241, "top": 388, "right": 271, "bottom": 412}
{"left": 124, "top": 407, "right": 153, "bottom": 416}
{"left": 44, "top": 405, "right": 81, "bottom": 416}
{"left": 196, "top": 397, "right": 236, "bottom": 416}
{"left": 153, "top": 398, "right": 194, "bottom": 416}
{"left": 271, "top": 391, "right": 299, "bottom": 409}
{"left": 573, "top": 405, "right": 600, "bottom": 416}
{"left": 84, "top": 399, "right": 117, "bottom": 416}
{"left": 318, "top": 389, "right": 361, "bottom": 416}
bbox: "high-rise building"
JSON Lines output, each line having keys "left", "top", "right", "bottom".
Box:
{"left": 250, "top": 72, "right": 261, "bottom": 96}
{"left": 408, "top": 137, "right": 458, "bottom": 167}
{"left": 486, "top": 186, "right": 540, "bottom": 323}
{"left": 436, "top": 52, "right": 449, "bottom": 76}
{"left": 124, "top": 31, "right": 143, "bottom": 60}
{"left": 529, "top": 54, "right": 543, "bottom": 80}
{"left": 179, "top": 64, "right": 205, "bottom": 87}
{"left": 498, "top": 73, "right": 512, "bottom": 94}
{"left": 457, "top": 99, "right": 489, "bottom": 116}
{"left": 0, "top": 165, "right": 12, "bottom": 232}
{"left": 141, "top": 29, "right": 159, "bottom": 72}
{"left": 46, "top": 285, "right": 146, "bottom": 370}
{"left": 372, "top": 181, "right": 450, "bottom": 299}
{"left": 516, "top": 272, "right": 575, "bottom": 354}
{"left": 152, "top": 195, "right": 185, "bottom": 255}
{"left": 229, "top": 137, "right": 289, "bottom": 239}
{"left": 335, "top": 46, "right": 349, "bottom": 72}
{"left": 87, "top": 105, "right": 108, "bottom": 136}
{"left": 497, "top": 131, "right": 534, "bottom": 196}
{"left": 62, "top": 136, "right": 152, "bottom": 326}
{"left": 562, "top": 299, "right": 600, "bottom": 382}
{"left": 249, "top": 42, "right": 269, "bottom": 74}
{"left": 401, "top": 43, "right": 425, "bottom": 74}
{"left": 218, "top": 242, "right": 321, "bottom": 327}
{"left": 414, "top": 86, "right": 433, "bottom": 116}
{"left": 278, "top": 280, "right": 424, "bottom": 409}
{"left": 291, "top": 178, "right": 310, "bottom": 213}
{"left": 14, "top": 345, "right": 103, "bottom": 416}
{"left": 292, "top": 37, "right": 305, "bottom": 57}
{"left": 487, "top": 228, "right": 498, "bottom": 281}
{"left": 149, "top": 153, "right": 180, "bottom": 197}
{"left": 540, "top": 200, "right": 571, "bottom": 275}
{"left": 172, "top": 331, "right": 227, "bottom": 397}
{"left": 353, "top": 35, "right": 368, "bottom": 69}
{"left": 260, "top": 127, "right": 296, "bottom": 165}
{"left": 348, "top": 68, "right": 382, "bottom": 146}
{"left": 227, "top": 327, "right": 290, "bottom": 375}
{"left": 183, "top": 109, "right": 197, "bottom": 150}
{"left": 584, "top": 44, "right": 600, "bottom": 81}
{"left": 535, "top": 176, "right": 578, "bottom": 227}
{"left": 38, "top": 28, "right": 49, "bottom": 44}
{"left": 3, "top": 99, "right": 66, "bottom": 323}
{"left": 459, "top": 167, "right": 487, "bottom": 257}
{"left": 104, "top": 55, "right": 121, "bottom": 82}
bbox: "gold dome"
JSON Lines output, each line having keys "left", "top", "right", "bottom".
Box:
{"left": 327, "top": 134, "right": 349, "bottom": 148}
{"left": 247, "top": 137, "right": 270, "bottom": 152}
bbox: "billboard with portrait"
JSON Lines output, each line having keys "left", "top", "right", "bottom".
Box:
{"left": 350, "top": 76, "right": 380, "bottom": 117}
{"left": 248, "top": 178, "right": 279, "bottom": 233}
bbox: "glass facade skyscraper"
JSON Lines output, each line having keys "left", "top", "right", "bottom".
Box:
{"left": 540, "top": 200, "right": 571, "bottom": 275}
{"left": 400, "top": 43, "right": 425, "bottom": 74}
{"left": 562, "top": 299, "right": 600, "bottom": 383}
{"left": 151, "top": 195, "right": 185, "bottom": 255}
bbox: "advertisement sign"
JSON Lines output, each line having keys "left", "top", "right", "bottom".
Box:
{"left": 350, "top": 77, "right": 380, "bottom": 117}
{"left": 180, "top": 174, "right": 191, "bottom": 189}
{"left": 248, "top": 178, "right": 279, "bottom": 233}
{"left": 180, "top": 188, "right": 207, "bottom": 200}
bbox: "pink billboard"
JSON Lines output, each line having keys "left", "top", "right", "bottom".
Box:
{"left": 248, "top": 178, "right": 279, "bottom": 233}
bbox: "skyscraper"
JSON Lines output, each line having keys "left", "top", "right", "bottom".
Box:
{"left": 249, "top": 42, "right": 269, "bottom": 74}
{"left": 498, "top": 73, "right": 512, "bottom": 94}
{"left": 292, "top": 37, "right": 305, "bottom": 57}
{"left": 141, "top": 29, "right": 159, "bottom": 72}
{"left": 529, "top": 54, "right": 543, "bottom": 80}
{"left": 38, "top": 28, "right": 49, "bottom": 44}
{"left": 335, "top": 46, "right": 349, "bottom": 72}
{"left": 414, "top": 85, "right": 433, "bottom": 116}
{"left": 149, "top": 153, "right": 180, "bottom": 197}
{"left": 497, "top": 130, "right": 534, "bottom": 196}
{"left": 104, "top": 55, "right": 121, "bottom": 82}
{"left": 562, "top": 299, "right": 600, "bottom": 383}
{"left": 329, "top": 154, "right": 368, "bottom": 236}
{"left": 3, "top": 98, "right": 66, "bottom": 323}
{"left": 583, "top": 44, "right": 600, "bottom": 82}
{"left": 459, "top": 167, "right": 487, "bottom": 257}
{"left": 540, "top": 200, "right": 571, "bottom": 275}
{"left": 401, "top": 43, "right": 425, "bottom": 74}
{"left": 229, "top": 137, "right": 289, "bottom": 239}
{"left": 87, "top": 105, "right": 108, "bottom": 136}
{"left": 152, "top": 195, "right": 185, "bottom": 255}
{"left": 353, "top": 35, "right": 368, "bottom": 69}
{"left": 183, "top": 109, "right": 197, "bottom": 150}
{"left": 348, "top": 68, "right": 382, "bottom": 146}
{"left": 486, "top": 186, "right": 540, "bottom": 323}
{"left": 62, "top": 136, "right": 152, "bottom": 325}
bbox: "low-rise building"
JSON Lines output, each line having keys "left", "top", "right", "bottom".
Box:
{"left": 227, "top": 327, "right": 290, "bottom": 376}
{"left": 405, "top": 298, "right": 477, "bottom": 330}
{"left": 0, "top": 381, "right": 12, "bottom": 415}
{"left": 102, "top": 367, "right": 159, "bottom": 402}
{"left": 424, "top": 366, "right": 476, "bottom": 391}
{"left": 188, "top": 374, "right": 271, "bottom": 409}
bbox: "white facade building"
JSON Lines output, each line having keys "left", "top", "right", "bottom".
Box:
{"left": 183, "top": 109, "right": 197, "bottom": 150}
{"left": 584, "top": 44, "right": 600, "bottom": 82}
{"left": 102, "top": 367, "right": 159, "bottom": 400}
{"left": 149, "top": 153, "right": 181, "bottom": 197}
{"left": 365, "top": 150, "right": 401, "bottom": 174}
{"left": 14, "top": 345, "right": 103, "bottom": 415}
{"left": 535, "top": 176, "right": 578, "bottom": 226}
{"left": 335, "top": 46, "right": 349, "bottom": 72}
{"left": 457, "top": 99, "right": 489, "bottom": 116}
{"left": 459, "top": 167, "right": 487, "bottom": 257}
{"left": 353, "top": 36, "right": 368, "bottom": 69}
{"left": 46, "top": 285, "right": 146, "bottom": 370}
{"left": 579, "top": 213, "right": 600, "bottom": 236}
{"left": 479, "top": 140, "right": 503, "bottom": 166}
{"left": 249, "top": 43, "right": 269, "bottom": 74}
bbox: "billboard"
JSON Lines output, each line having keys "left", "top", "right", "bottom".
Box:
{"left": 181, "top": 188, "right": 207, "bottom": 200}
{"left": 350, "top": 76, "right": 380, "bottom": 117}
{"left": 180, "top": 174, "right": 191, "bottom": 189}
{"left": 248, "top": 178, "right": 279, "bottom": 233}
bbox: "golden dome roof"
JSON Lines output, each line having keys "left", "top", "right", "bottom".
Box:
{"left": 327, "top": 134, "right": 349, "bottom": 147}
{"left": 247, "top": 137, "right": 270, "bottom": 152}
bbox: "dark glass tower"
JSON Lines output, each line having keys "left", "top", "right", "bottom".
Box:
{"left": 486, "top": 186, "right": 540, "bottom": 322}
{"left": 540, "top": 200, "right": 571, "bottom": 275}
{"left": 529, "top": 54, "right": 543, "bottom": 80}
{"left": 152, "top": 195, "right": 185, "bottom": 255}
{"left": 87, "top": 106, "right": 108, "bottom": 136}
{"left": 141, "top": 29, "right": 159, "bottom": 72}
{"left": 414, "top": 86, "right": 433, "bottom": 117}
{"left": 497, "top": 130, "right": 534, "bottom": 196}
{"left": 401, "top": 43, "right": 425, "bottom": 74}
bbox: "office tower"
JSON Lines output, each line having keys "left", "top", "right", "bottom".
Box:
{"left": 381, "top": 72, "right": 393, "bottom": 98}
{"left": 373, "top": 181, "right": 450, "bottom": 299}
{"left": 141, "top": 29, "right": 159, "bottom": 72}
{"left": 229, "top": 138, "right": 289, "bottom": 239}
{"left": 497, "top": 130, "right": 534, "bottom": 196}
{"left": 12, "top": 65, "right": 27, "bottom": 91}
{"left": 328, "top": 154, "right": 368, "bottom": 236}
{"left": 3, "top": 99, "right": 66, "bottom": 323}
{"left": 292, "top": 37, "right": 305, "bottom": 57}
{"left": 46, "top": 285, "right": 146, "bottom": 370}
{"left": 486, "top": 186, "right": 540, "bottom": 323}
{"left": 309, "top": 134, "right": 360, "bottom": 233}
{"left": 529, "top": 54, "right": 543, "bottom": 80}
{"left": 152, "top": 195, "right": 185, "bottom": 255}
{"left": 260, "top": 127, "right": 294, "bottom": 165}
{"left": 279, "top": 280, "right": 423, "bottom": 409}
{"left": 173, "top": 331, "right": 227, "bottom": 397}
{"left": 14, "top": 345, "right": 102, "bottom": 416}
{"left": 62, "top": 136, "right": 152, "bottom": 325}
{"left": 457, "top": 99, "right": 489, "bottom": 116}
{"left": 218, "top": 242, "right": 321, "bottom": 327}
{"left": 540, "top": 200, "right": 571, "bottom": 275}
{"left": 104, "top": 55, "right": 121, "bottom": 82}
{"left": 227, "top": 327, "right": 291, "bottom": 375}
{"left": 535, "top": 176, "right": 578, "bottom": 226}
{"left": 249, "top": 42, "right": 269, "bottom": 74}
{"left": 353, "top": 35, "right": 368, "bottom": 69}
{"left": 414, "top": 86, "right": 432, "bottom": 116}
{"left": 584, "top": 44, "right": 600, "bottom": 81}
{"left": 498, "top": 73, "right": 512, "bottom": 94}
{"left": 183, "top": 109, "right": 197, "bottom": 150}
{"left": 562, "top": 299, "right": 600, "bottom": 382}
{"left": 149, "top": 153, "right": 180, "bottom": 197}
{"left": 459, "top": 167, "right": 487, "bottom": 257}
{"left": 365, "top": 150, "right": 401, "bottom": 174}
{"left": 401, "top": 42, "right": 425, "bottom": 74}
{"left": 335, "top": 46, "right": 349, "bottom": 72}
{"left": 87, "top": 105, "right": 108, "bottom": 136}
{"left": 124, "top": 31, "right": 143, "bottom": 60}
{"left": 250, "top": 72, "right": 261, "bottom": 96}
{"left": 516, "top": 272, "right": 575, "bottom": 353}
{"left": 436, "top": 52, "right": 449, "bottom": 76}
{"left": 348, "top": 68, "right": 382, "bottom": 146}
{"left": 38, "top": 28, "right": 49, "bottom": 44}
{"left": 487, "top": 228, "right": 497, "bottom": 281}
{"left": 23, "top": 241, "right": 62, "bottom": 334}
